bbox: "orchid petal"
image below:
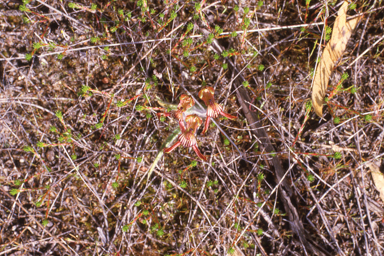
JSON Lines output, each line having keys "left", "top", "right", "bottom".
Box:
{"left": 164, "top": 141, "right": 181, "bottom": 153}
{"left": 193, "top": 145, "right": 207, "bottom": 162}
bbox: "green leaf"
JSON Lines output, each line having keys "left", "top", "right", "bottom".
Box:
{"left": 180, "top": 180, "right": 187, "bottom": 189}
{"left": 333, "top": 152, "right": 342, "bottom": 159}
{"left": 187, "top": 22, "right": 194, "bottom": 31}
{"left": 364, "top": 114, "right": 372, "bottom": 122}
{"left": 37, "top": 142, "right": 45, "bottom": 148}
{"left": 33, "top": 42, "right": 42, "bottom": 50}
{"left": 25, "top": 53, "right": 32, "bottom": 61}
{"left": 157, "top": 229, "right": 164, "bottom": 237}
{"left": 23, "top": 146, "right": 33, "bottom": 152}
{"left": 10, "top": 189, "right": 19, "bottom": 196}
{"left": 42, "top": 219, "right": 49, "bottom": 227}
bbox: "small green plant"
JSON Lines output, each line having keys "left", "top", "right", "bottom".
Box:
{"left": 23, "top": 146, "right": 33, "bottom": 152}
{"left": 307, "top": 174, "right": 315, "bottom": 182}
{"left": 157, "top": 229, "right": 164, "bottom": 237}
{"left": 33, "top": 42, "right": 42, "bottom": 50}
{"left": 364, "top": 114, "right": 372, "bottom": 122}
{"left": 228, "top": 247, "right": 235, "bottom": 254}
{"left": 349, "top": 3, "right": 357, "bottom": 10}
{"left": 257, "top": 173, "right": 265, "bottom": 181}
{"left": 341, "top": 72, "right": 349, "bottom": 81}
{"left": 90, "top": 37, "right": 99, "bottom": 43}
{"left": 36, "top": 141, "right": 45, "bottom": 148}
{"left": 42, "top": 219, "right": 49, "bottom": 227}
{"left": 325, "top": 26, "right": 332, "bottom": 41}
{"left": 25, "top": 53, "right": 32, "bottom": 61}
{"left": 334, "top": 117, "right": 340, "bottom": 124}
{"left": 333, "top": 152, "right": 342, "bottom": 159}
{"left": 180, "top": 180, "right": 187, "bottom": 189}
{"left": 10, "top": 189, "right": 19, "bottom": 196}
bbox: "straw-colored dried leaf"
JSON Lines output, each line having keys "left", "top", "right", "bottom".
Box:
{"left": 368, "top": 162, "right": 384, "bottom": 203}
{"left": 312, "top": 1, "right": 360, "bottom": 117}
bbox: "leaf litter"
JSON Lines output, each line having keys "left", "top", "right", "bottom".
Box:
{"left": 312, "top": 1, "right": 360, "bottom": 117}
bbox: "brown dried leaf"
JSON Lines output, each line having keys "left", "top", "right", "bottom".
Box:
{"left": 312, "top": 1, "right": 360, "bottom": 117}
{"left": 368, "top": 162, "right": 384, "bottom": 203}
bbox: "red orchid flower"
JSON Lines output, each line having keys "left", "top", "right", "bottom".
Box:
{"left": 158, "top": 94, "right": 194, "bottom": 131}
{"left": 198, "top": 86, "right": 236, "bottom": 134}
{"left": 172, "top": 94, "right": 194, "bottom": 131}
{"left": 164, "top": 114, "right": 207, "bottom": 161}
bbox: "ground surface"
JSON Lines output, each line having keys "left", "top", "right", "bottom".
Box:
{"left": 1, "top": 0, "right": 384, "bottom": 255}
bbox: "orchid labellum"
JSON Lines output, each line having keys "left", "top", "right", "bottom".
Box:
{"left": 163, "top": 114, "right": 207, "bottom": 161}
{"left": 198, "top": 86, "right": 236, "bottom": 134}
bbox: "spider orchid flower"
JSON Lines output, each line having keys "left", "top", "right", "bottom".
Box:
{"left": 164, "top": 114, "right": 207, "bottom": 161}
{"left": 172, "top": 94, "right": 194, "bottom": 131}
{"left": 198, "top": 86, "right": 236, "bottom": 134}
{"left": 158, "top": 94, "right": 194, "bottom": 131}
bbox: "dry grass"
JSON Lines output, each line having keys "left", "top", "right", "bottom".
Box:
{"left": 1, "top": 0, "right": 384, "bottom": 255}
